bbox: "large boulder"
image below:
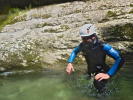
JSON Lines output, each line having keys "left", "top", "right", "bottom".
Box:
{"left": 0, "top": 0, "right": 133, "bottom": 71}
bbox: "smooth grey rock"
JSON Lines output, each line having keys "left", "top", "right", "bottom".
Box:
{"left": 0, "top": 0, "right": 133, "bottom": 70}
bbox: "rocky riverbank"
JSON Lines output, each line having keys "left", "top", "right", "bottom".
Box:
{"left": 0, "top": 0, "right": 133, "bottom": 72}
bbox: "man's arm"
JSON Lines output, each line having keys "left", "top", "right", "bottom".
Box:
{"left": 66, "top": 45, "right": 81, "bottom": 74}
{"left": 102, "top": 43, "right": 124, "bottom": 76}
{"left": 95, "top": 43, "right": 124, "bottom": 81}
{"left": 67, "top": 45, "right": 81, "bottom": 63}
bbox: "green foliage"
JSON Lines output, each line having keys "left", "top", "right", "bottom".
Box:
{"left": 8, "top": 8, "right": 20, "bottom": 14}
{"left": 0, "top": 8, "right": 27, "bottom": 31}
{"left": 25, "top": 4, "right": 32, "bottom": 10}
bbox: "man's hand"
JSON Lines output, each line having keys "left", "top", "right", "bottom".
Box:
{"left": 95, "top": 73, "right": 110, "bottom": 81}
{"left": 66, "top": 63, "right": 75, "bottom": 75}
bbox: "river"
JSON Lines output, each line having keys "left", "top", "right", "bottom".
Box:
{"left": 0, "top": 55, "right": 132, "bottom": 100}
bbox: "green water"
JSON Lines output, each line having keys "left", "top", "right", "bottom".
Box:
{"left": 0, "top": 71, "right": 91, "bottom": 100}
{"left": 0, "top": 58, "right": 132, "bottom": 100}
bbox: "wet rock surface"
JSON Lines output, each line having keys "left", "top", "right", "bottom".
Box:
{"left": 0, "top": 0, "right": 133, "bottom": 71}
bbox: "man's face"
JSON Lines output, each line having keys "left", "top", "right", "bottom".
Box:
{"left": 81, "top": 35, "right": 96, "bottom": 43}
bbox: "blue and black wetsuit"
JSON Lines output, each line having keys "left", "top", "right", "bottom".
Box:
{"left": 67, "top": 40, "right": 124, "bottom": 91}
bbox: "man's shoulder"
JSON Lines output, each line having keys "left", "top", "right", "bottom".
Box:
{"left": 97, "top": 41, "right": 107, "bottom": 47}
{"left": 100, "top": 42, "right": 112, "bottom": 51}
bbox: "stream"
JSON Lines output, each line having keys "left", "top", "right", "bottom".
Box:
{"left": 0, "top": 55, "right": 132, "bottom": 100}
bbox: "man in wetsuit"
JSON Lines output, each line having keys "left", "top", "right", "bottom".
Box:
{"left": 66, "top": 24, "right": 124, "bottom": 92}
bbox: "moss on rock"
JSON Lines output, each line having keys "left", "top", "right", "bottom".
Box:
{"left": 0, "top": 39, "right": 44, "bottom": 71}
{"left": 102, "top": 23, "right": 133, "bottom": 41}
{"left": 106, "top": 11, "right": 117, "bottom": 17}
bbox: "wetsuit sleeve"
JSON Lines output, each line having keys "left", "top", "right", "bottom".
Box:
{"left": 67, "top": 45, "right": 81, "bottom": 63}
{"left": 102, "top": 44, "right": 122, "bottom": 76}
